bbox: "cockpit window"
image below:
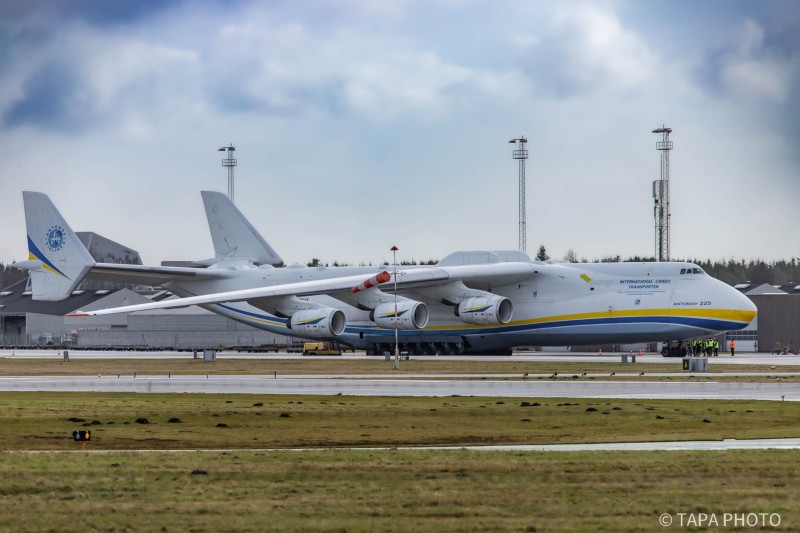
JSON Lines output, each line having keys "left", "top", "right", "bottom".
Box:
{"left": 692, "top": 268, "right": 703, "bottom": 275}
{"left": 680, "top": 269, "right": 686, "bottom": 275}
{"left": 681, "top": 267, "right": 705, "bottom": 275}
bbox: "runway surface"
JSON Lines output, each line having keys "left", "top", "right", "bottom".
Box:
{"left": 2, "top": 350, "right": 799, "bottom": 400}
{"left": 3, "top": 349, "right": 800, "bottom": 365}
{"left": 0, "top": 374, "right": 797, "bottom": 400}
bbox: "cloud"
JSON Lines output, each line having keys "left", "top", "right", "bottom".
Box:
{"left": 0, "top": 0, "right": 185, "bottom": 26}
{"left": 1, "top": 0, "right": 799, "bottom": 265}
{"left": 691, "top": 16, "right": 800, "bottom": 148}
{"left": 696, "top": 19, "right": 795, "bottom": 104}
{"left": 187, "top": 10, "right": 505, "bottom": 122}
{"left": 518, "top": 4, "right": 658, "bottom": 98}
{"left": 206, "top": 20, "right": 342, "bottom": 116}
{"left": 3, "top": 61, "right": 90, "bottom": 132}
{"left": 2, "top": 20, "right": 199, "bottom": 134}
{"left": 341, "top": 51, "right": 474, "bottom": 121}
{"left": 2, "top": 3, "right": 502, "bottom": 132}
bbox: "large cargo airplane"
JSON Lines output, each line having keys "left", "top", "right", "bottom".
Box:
{"left": 18, "top": 191, "right": 756, "bottom": 356}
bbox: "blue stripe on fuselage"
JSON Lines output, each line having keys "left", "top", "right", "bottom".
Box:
{"left": 213, "top": 303, "right": 745, "bottom": 337}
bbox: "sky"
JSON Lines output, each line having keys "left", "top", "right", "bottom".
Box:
{"left": 1, "top": 0, "right": 798, "bottom": 267}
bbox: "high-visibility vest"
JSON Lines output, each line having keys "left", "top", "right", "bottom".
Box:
{"left": 730, "top": 341, "right": 736, "bottom": 348}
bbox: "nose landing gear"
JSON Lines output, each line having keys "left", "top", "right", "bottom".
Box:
{"left": 661, "top": 341, "right": 688, "bottom": 358}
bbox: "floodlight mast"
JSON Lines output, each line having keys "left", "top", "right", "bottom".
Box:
{"left": 509, "top": 136, "right": 528, "bottom": 253}
{"left": 0, "top": 267, "right": 3, "bottom": 348}
{"left": 218, "top": 144, "right": 237, "bottom": 203}
{"left": 391, "top": 245, "right": 399, "bottom": 370}
{"left": 652, "top": 127, "right": 673, "bottom": 261}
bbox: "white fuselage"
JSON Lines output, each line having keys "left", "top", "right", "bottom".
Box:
{"left": 166, "top": 260, "right": 756, "bottom": 353}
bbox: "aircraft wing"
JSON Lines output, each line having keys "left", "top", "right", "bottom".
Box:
{"left": 68, "top": 262, "right": 537, "bottom": 317}
{"left": 69, "top": 268, "right": 449, "bottom": 316}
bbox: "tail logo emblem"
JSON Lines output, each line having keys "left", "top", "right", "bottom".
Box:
{"left": 46, "top": 225, "right": 66, "bottom": 252}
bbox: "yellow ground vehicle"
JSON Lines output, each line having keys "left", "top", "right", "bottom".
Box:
{"left": 302, "top": 342, "right": 342, "bottom": 355}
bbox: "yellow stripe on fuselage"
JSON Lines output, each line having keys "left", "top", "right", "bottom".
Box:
{"left": 423, "top": 307, "right": 757, "bottom": 331}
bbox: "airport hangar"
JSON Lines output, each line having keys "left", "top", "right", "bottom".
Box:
{"left": 0, "top": 231, "right": 785, "bottom": 354}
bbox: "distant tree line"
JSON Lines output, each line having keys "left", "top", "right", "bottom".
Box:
{"left": 540, "top": 244, "right": 800, "bottom": 286}
{"left": 1, "top": 264, "right": 28, "bottom": 290}
{"left": 690, "top": 258, "right": 800, "bottom": 287}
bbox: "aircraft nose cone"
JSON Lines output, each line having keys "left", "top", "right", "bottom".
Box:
{"left": 733, "top": 289, "right": 757, "bottom": 324}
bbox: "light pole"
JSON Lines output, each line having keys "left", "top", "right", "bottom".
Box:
{"left": 509, "top": 136, "right": 528, "bottom": 252}
{"left": 651, "top": 127, "right": 673, "bottom": 261}
{"left": 391, "top": 245, "right": 399, "bottom": 370}
{"left": 218, "top": 144, "right": 237, "bottom": 203}
{"left": 0, "top": 264, "right": 3, "bottom": 348}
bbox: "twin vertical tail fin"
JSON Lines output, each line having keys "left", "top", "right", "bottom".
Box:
{"left": 19, "top": 191, "right": 95, "bottom": 301}
{"left": 201, "top": 190, "right": 283, "bottom": 266}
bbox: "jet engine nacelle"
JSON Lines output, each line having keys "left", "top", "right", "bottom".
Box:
{"left": 456, "top": 296, "right": 513, "bottom": 325}
{"left": 287, "top": 308, "right": 346, "bottom": 337}
{"left": 371, "top": 301, "right": 429, "bottom": 330}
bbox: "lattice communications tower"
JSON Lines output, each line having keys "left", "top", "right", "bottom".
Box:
{"left": 652, "top": 127, "right": 673, "bottom": 261}
{"left": 509, "top": 136, "right": 528, "bottom": 252}
{"left": 218, "top": 144, "right": 237, "bottom": 203}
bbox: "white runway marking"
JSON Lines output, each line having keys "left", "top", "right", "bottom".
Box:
{"left": 7, "top": 438, "right": 800, "bottom": 454}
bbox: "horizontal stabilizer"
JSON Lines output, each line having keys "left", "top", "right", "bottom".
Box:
{"left": 87, "top": 263, "right": 227, "bottom": 286}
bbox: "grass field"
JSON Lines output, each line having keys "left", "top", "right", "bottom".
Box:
{"left": 1, "top": 448, "right": 797, "bottom": 532}
{"left": 0, "top": 392, "right": 798, "bottom": 530}
{"left": 1, "top": 359, "right": 798, "bottom": 531}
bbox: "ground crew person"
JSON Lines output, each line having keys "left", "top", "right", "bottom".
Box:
{"left": 713, "top": 338, "right": 719, "bottom": 356}
{"left": 706, "top": 338, "right": 713, "bottom": 357}
{"left": 730, "top": 339, "right": 736, "bottom": 357}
